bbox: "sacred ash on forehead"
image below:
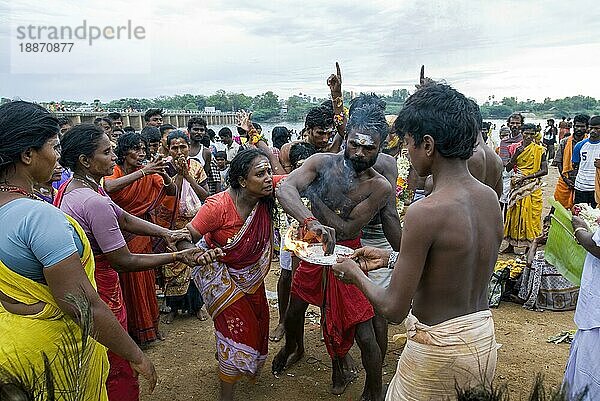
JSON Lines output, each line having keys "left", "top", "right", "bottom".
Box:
{"left": 355, "top": 133, "right": 375, "bottom": 146}
{"left": 255, "top": 160, "right": 271, "bottom": 171}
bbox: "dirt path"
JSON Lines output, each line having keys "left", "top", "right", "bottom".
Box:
{"left": 141, "top": 165, "right": 577, "bottom": 400}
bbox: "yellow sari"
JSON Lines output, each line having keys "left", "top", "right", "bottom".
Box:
{"left": 0, "top": 214, "right": 109, "bottom": 400}
{"left": 504, "top": 143, "right": 545, "bottom": 247}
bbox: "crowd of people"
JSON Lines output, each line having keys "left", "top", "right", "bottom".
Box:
{"left": 0, "top": 64, "right": 598, "bottom": 401}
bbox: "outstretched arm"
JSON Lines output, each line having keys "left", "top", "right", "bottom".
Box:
{"left": 333, "top": 202, "right": 433, "bottom": 323}
{"left": 276, "top": 155, "right": 322, "bottom": 223}
{"left": 276, "top": 154, "right": 337, "bottom": 252}
{"left": 44, "top": 254, "right": 157, "bottom": 392}
{"left": 237, "top": 110, "right": 286, "bottom": 174}
{"left": 573, "top": 216, "right": 600, "bottom": 259}
{"left": 311, "top": 183, "right": 391, "bottom": 236}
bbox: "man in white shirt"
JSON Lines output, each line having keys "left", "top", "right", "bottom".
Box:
{"left": 572, "top": 115, "right": 598, "bottom": 207}
{"left": 218, "top": 127, "right": 240, "bottom": 162}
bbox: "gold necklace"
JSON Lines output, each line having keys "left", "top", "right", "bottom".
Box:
{"left": 72, "top": 174, "right": 99, "bottom": 191}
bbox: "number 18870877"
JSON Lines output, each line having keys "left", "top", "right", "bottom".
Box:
{"left": 19, "top": 42, "right": 74, "bottom": 52}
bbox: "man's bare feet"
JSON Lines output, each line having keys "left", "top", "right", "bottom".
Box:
{"left": 271, "top": 345, "right": 304, "bottom": 374}
{"left": 157, "top": 330, "right": 166, "bottom": 341}
{"left": 360, "top": 390, "right": 385, "bottom": 401}
{"left": 331, "top": 371, "right": 353, "bottom": 395}
{"left": 162, "top": 310, "right": 177, "bottom": 324}
{"left": 196, "top": 307, "right": 209, "bottom": 321}
{"left": 269, "top": 323, "right": 285, "bottom": 342}
{"left": 342, "top": 353, "right": 356, "bottom": 377}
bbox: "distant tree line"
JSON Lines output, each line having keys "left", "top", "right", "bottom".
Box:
{"left": 16, "top": 90, "right": 599, "bottom": 122}
{"left": 480, "top": 95, "right": 600, "bottom": 119}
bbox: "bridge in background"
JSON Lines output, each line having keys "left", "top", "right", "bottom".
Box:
{"left": 55, "top": 111, "right": 237, "bottom": 131}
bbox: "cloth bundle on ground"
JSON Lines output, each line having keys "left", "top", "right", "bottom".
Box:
{"left": 385, "top": 310, "right": 497, "bottom": 401}
{"left": 488, "top": 259, "right": 525, "bottom": 308}
{"left": 519, "top": 250, "right": 579, "bottom": 311}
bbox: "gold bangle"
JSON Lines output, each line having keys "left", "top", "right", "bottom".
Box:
{"left": 171, "top": 252, "right": 178, "bottom": 263}
{"left": 140, "top": 170, "right": 146, "bottom": 177}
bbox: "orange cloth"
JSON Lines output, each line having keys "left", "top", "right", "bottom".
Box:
{"left": 105, "top": 165, "right": 166, "bottom": 344}
{"left": 106, "top": 165, "right": 165, "bottom": 217}
{"left": 555, "top": 178, "right": 575, "bottom": 210}
{"left": 191, "top": 191, "right": 244, "bottom": 247}
{"left": 554, "top": 136, "right": 581, "bottom": 210}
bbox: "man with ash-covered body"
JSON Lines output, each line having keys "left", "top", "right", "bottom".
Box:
{"left": 273, "top": 103, "right": 392, "bottom": 401}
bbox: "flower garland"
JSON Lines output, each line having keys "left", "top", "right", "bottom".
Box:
{"left": 572, "top": 203, "right": 600, "bottom": 232}
{"left": 395, "top": 155, "right": 412, "bottom": 216}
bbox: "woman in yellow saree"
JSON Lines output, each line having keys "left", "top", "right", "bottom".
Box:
{"left": 0, "top": 101, "right": 156, "bottom": 400}
{"left": 0, "top": 215, "right": 110, "bottom": 400}
{"left": 502, "top": 124, "right": 548, "bottom": 254}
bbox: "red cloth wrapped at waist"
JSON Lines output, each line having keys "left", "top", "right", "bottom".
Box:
{"left": 291, "top": 237, "right": 374, "bottom": 358}
{"left": 94, "top": 254, "right": 127, "bottom": 330}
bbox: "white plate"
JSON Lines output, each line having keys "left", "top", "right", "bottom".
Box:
{"left": 295, "top": 244, "right": 354, "bottom": 266}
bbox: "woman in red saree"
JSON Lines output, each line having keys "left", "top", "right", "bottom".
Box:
{"left": 186, "top": 148, "right": 278, "bottom": 401}
{"left": 104, "top": 132, "right": 177, "bottom": 345}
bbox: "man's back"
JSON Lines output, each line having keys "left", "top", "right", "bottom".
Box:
{"left": 468, "top": 139, "right": 503, "bottom": 198}
{"left": 409, "top": 176, "right": 502, "bottom": 325}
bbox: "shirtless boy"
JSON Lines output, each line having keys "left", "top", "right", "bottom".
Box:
{"left": 333, "top": 83, "right": 503, "bottom": 400}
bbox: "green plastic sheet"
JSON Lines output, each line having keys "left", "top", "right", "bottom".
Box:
{"left": 544, "top": 199, "right": 584, "bottom": 285}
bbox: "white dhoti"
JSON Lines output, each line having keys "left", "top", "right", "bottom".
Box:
{"left": 361, "top": 223, "right": 393, "bottom": 288}
{"left": 386, "top": 310, "right": 497, "bottom": 401}
{"left": 500, "top": 169, "right": 512, "bottom": 204}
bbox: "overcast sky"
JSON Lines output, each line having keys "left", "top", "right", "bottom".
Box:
{"left": 0, "top": 0, "right": 598, "bottom": 104}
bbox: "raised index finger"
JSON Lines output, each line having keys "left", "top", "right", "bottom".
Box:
{"left": 336, "top": 62, "right": 341, "bottom": 78}
{"left": 420, "top": 65, "right": 425, "bottom": 84}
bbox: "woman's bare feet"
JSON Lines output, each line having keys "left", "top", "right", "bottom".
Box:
{"left": 196, "top": 306, "right": 209, "bottom": 321}
{"left": 162, "top": 310, "right": 177, "bottom": 324}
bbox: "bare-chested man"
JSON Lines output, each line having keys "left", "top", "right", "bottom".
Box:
{"left": 468, "top": 99, "right": 503, "bottom": 198}
{"left": 333, "top": 83, "right": 502, "bottom": 400}
{"left": 347, "top": 94, "right": 401, "bottom": 367}
{"left": 273, "top": 103, "right": 393, "bottom": 401}
{"left": 278, "top": 105, "right": 339, "bottom": 173}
